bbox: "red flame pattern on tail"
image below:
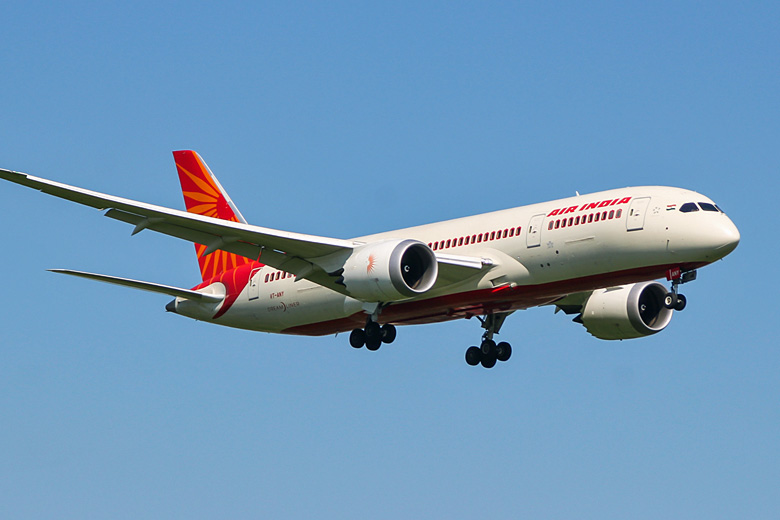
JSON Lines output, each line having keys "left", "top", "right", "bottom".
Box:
{"left": 173, "top": 150, "right": 257, "bottom": 282}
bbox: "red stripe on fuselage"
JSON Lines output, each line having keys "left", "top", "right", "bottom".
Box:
{"left": 281, "top": 261, "right": 708, "bottom": 336}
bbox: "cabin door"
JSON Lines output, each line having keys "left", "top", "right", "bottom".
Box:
{"left": 626, "top": 197, "right": 651, "bottom": 231}
{"left": 527, "top": 214, "right": 546, "bottom": 247}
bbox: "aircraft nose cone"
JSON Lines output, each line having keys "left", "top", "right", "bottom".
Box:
{"left": 718, "top": 217, "right": 740, "bottom": 251}
{"left": 709, "top": 216, "right": 740, "bottom": 260}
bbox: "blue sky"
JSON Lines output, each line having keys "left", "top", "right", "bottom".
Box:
{"left": 1, "top": 1, "right": 778, "bottom": 518}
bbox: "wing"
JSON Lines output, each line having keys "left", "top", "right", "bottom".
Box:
{"left": 0, "top": 168, "right": 358, "bottom": 292}
{"left": 0, "top": 168, "right": 490, "bottom": 295}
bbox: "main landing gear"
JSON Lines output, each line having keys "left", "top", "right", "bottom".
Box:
{"left": 349, "top": 320, "right": 397, "bottom": 351}
{"left": 664, "top": 269, "right": 697, "bottom": 312}
{"left": 465, "top": 312, "right": 514, "bottom": 369}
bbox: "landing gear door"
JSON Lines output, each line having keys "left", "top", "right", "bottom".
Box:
{"left": 527, "top": 214, "right": 546, "bottom": 248}
{"left": 627, "top": 197, "right": 651, "bottom": 231}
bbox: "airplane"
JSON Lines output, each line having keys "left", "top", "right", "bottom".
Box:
{"left": 0, "top": 151, "right": 740, "bottom": 368}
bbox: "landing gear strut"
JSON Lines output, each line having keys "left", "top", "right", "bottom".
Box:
{"left": 350, "top": 319, "right": 396, "bottom": 351}
{"left": 465, "top": 312, "right": 514, "bottom": 369}
{"left": 665, "top": 268, "right": 696, "bottom": 311}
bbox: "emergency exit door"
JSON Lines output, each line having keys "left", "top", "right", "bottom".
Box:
{"left": 626, "top": 197, "right": 651, "bottom": 231}
{"left": 527, "top": 214, "right": 545, "bottom": 247}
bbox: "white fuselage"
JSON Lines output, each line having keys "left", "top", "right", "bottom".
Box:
{"left": 184, "top": 186, "right": 739, "bottom": 335}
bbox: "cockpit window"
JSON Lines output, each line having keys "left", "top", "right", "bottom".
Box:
{"left": 699, "top": 202, "right": 719, "bottom": 212}
{"left": 679, "top": 202, "right": 699, "bottom": 213}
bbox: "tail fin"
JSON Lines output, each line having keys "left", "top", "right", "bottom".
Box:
{"left": 173, "top": 150, "right": 256, "bottom": 281}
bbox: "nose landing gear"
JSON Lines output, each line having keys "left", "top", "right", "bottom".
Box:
{"left": 664, "top": 268, "right": 697, "bottom": 311}
{"left": 465, "top": 312, "right": 514, "bottom": 368}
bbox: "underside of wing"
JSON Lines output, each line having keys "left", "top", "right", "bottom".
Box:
{"left": 0, "top": 168, "right": 357, "bottom": 293}
{"left": 49, "top": 269, "right": 225, "bottom": 303}
{"left": 1, "top": 167, "right": 494, "bottom": 300}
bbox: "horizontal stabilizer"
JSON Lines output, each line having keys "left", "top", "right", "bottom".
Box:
{"left": 49, "top": 269, "right": 224, "bottom": 303}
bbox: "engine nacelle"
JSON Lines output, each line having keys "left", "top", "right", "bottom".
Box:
{"left": 581, "top": 282, "right": 673, "bottom": 340}
{"left": 339, "top": 239, "right": 438, "bottom": 302}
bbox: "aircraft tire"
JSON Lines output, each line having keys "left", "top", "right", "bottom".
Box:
{"left": 380, "top": 324, "right": 397, "bottom": 344}
{"left": 349, "top": 329, "right": 366, "bottom": 348}
{"left": 480, "top": 353, "right": 497, "bottom": 369}
{"left": 496, "top": 342, "right": 512, "bottom": 362}
{"left": 366, "top": 337, "right": 381, "bottom": 351}
{"left": 674, "top": 294, "right": 687, "bottom": 311}
{"left": 664, "top": 293, "right": 676, "bottom": 309}
{"left": 465, "top": 346, "right": 482, "bottom": 366}
{"left": 480, "top": 339, "right": 496, "bottom": 356}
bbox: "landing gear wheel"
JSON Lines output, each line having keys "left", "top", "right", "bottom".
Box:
{"left": 481, "top": 353, "right": 497, "bottom": 369}
{"left": 496, "top": 342, "right": 512, "bottom": 362}
{"left": 365, "top": 321, "right": 380, "bottom": 339}
{"left": 466, "top": 312, "right": 515, "bottom": 367}
{"left": 480, "top": 339, "right": 496, "bottom": 356}
{"left": 364, "top": 321, "right": 382, "bottom": 351}
{"left": 349, "top": 329, "right": 365, "bottom": 349}
{"left": 380, "top": 324, "right": 397, "bottom": 344}
{"left": 674, "top": 293, "right": 687, "bottom": 311}
{"left": 664, "top": 293, "right": 676, "bottom": 310}
{"left": 465, "top": 346, "right": 482, "bottom": 366}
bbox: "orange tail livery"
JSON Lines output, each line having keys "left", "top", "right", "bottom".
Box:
{"left": 173, "top": 150, "right": 255, "bottom": 281}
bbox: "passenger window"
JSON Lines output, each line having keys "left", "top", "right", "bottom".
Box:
{"left": 458, "top": 237, "right": 464, "bottom": 246}
{"left": 568, "top": 217, "right": 573, "bottom": 226}
{"left": 608, "top": 210, "right": 614, "bottom": 219}
{"left": 509, "top": 228, "right": 515, "bottom": 237}
{"left": 446, "top": 239, "right": 451, "bottom": 248}
{"left": 699, "top": 202, "right": 718, "bottom": 212}
{"left": 548, "top": 221, "right": 554, "bottom": 230}
{"left": 616, "top": 209, "right": 622, "bottom": 218}
{"left": 265, "top": 273, "right": 269, "bottom": 283}
{"left": 680, "top": 202, "right": 699, "bottom": 213}
{"left": 588, "top": 214, "right": 593, "bottom": 223}
{"left": 555, "top": 220, "right": 560, "bottom": 229}
{"left": 595, "top": 213, "right": 600, "bottom": 222}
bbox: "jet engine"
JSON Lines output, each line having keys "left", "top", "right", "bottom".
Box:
{"left": 338, "top": 239, "right": 438, "bottom": 302}
{"left": 580, "top": 282, "right": 674, "bottom": 340}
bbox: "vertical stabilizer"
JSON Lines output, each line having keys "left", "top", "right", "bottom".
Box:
{"left": 173, "top": 150, "right": 256, "bottom": 281}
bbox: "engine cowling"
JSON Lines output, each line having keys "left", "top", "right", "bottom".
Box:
{"left": 339, "top": 239, "right": 438, "bottom": 302}
{"left": 580, "top": 281, "right": 674, "bottom": 340}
